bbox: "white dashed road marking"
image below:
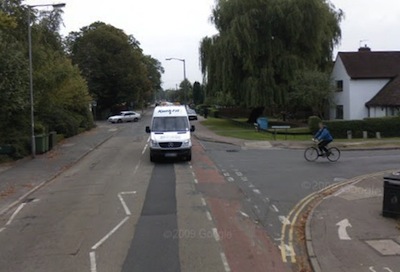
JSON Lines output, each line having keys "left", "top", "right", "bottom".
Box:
{"left": 221, "top": 252, "right": 231, "bottom": 272}
{"left": 90, "top": 252, "right": 97, "bottom": 272}
{"left": 212, "top": 228, "right": 221, "bottom": 242}
{"left": 279, "top": 216, "right": 291, "bottom": 225}
{"left": 206, "top": 211, "right": 212, "bottom": 221}
{"left": 271, "top": 205, "right": 279, "bottom": 213}
{"left": 235, "top": 172, "right": 243, "bottom": 177}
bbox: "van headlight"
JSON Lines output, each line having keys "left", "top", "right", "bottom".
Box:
{"left": 182, "top": 139, "right": 191, "bottom": 147}
{"left": 150, "top": 139, "right": 159, "bottom": 147}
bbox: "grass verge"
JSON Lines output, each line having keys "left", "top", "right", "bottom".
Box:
{"left": 201, "top": 118, "right": 311, "bottom": 141}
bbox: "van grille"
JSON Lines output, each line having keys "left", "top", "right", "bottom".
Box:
{"left": 159, "top": 142, "right": 183, "bottom": 148}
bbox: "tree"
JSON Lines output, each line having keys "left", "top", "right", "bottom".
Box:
{"left": 0, "top": 0, "right": 94, "bottom": 156}
{"left": 67, "top": 22, "right": 164, "bottom": 116}
{"left": 179, "top": 79, "right": 192, "bottom": 104}
{"left": 192, "top": 81, "right": 204, "bottom": 105}
{"left": 200, "top": 0, "right": 343, "bottom": 111}
{"left": 143, "top": 55, "right": 165, "bottom": 103}
{"left": 288, "top": 70, "right": 334, "bottom": 119}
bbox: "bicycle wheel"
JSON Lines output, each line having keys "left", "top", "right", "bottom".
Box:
{"left": 327, "top": 147, "right": 340, "bottom": 162}
{"left": 304, "top": 147, "right": 319, "bottom": 162}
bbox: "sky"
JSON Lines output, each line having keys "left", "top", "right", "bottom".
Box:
{"left": 24, "top": 0, "right": 400, "bottom": 90}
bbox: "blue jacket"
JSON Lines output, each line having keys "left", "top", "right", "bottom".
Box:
{"left": 314, "top": 126, "right": 333, "bottom": 141}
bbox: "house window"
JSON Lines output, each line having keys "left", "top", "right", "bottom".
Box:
{"left": 388, "top": 107, "right": 399, "bottom": 116}
{"left": 336, "top": 80, "right": 343, "bottom": 92}
{"left": 336, "top": 105, "right": 344, "bottom": 119}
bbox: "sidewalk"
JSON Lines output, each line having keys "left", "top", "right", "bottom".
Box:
{"left": 306, "top": 172, "right": 400, "bottom": 272}
{"left": 0, "top": 122, "right": 118, "bottom": 215}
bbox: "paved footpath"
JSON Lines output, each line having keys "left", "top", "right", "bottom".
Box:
{"left": 0, "top": 122, "right": 119, "bottom": 216}
{"left": 307, "top": 172, "right": 400, "bottom": 272}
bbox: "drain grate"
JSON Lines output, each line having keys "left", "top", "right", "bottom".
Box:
{"left": 226, "top": 149, "right": 239, "bottom": 153}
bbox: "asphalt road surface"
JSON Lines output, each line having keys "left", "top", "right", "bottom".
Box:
{"left": 0, "top": 116, "right": 226, "bottom": 272}
{"left": 1, "top": 113, "right": 399, "bottom": 272}
{"left": 201, "top": 141, "right": 400, "bottom": 267}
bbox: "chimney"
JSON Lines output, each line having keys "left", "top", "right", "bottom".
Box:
{"left": 359, "top": 45, "right": 371, "bottom": 52}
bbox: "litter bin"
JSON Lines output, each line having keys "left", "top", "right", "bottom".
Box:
{"left": 382, "top": 171, "right": 400, "bottom": 218}
{"left": 35, "top": 134, "right": 49, "bottom": 154}
{"left": 49, "top": 131, "right": 57, "bottom": 150}
{"left": 256, "top": 117, "right": 268, "bottom": 131}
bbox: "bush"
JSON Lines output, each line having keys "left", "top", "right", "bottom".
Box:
{"left": 364, "top": 117, "right": 400, "bottom": 137}
{"left": 195, "top": 104, "right": 208, "bottom": 115}
{"left": 308, "top": 116, "right": 322, "bottom": 134}
{"left": 325, "top": 120, "right": 365, "bottom": 138}
{"left": 209, "top": 108, "right": 220, "bottom": 118}
{"left": 325, "top": 117, "right": 400, "bottom": 138}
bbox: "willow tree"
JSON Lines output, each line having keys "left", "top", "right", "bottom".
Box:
{"left": 200, "top": 0, "right": 343, "bottom": 110}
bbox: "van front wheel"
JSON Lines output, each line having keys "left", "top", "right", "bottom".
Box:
{"left": 185, "top": 151, "right": 192, "bottom": 162}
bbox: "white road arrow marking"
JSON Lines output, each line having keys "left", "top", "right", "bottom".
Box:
{"left": 336, "top": 219, "right": 352, "bottom": 240}
{"left": 369, "top": 266, "right": 394, "bottom": 272}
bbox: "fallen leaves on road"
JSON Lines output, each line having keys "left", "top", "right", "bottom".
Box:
{"left": 0, "top": 185, "right": 16, "bottom": 198}
{"left": 21, "top": 183, "right": 34, "bottom": 189}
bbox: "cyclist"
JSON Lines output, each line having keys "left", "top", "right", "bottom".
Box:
{"left": 313, "top": 122, "right": 333, "bottom": 156}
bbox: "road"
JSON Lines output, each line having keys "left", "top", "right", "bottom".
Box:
{"left": 0, "top": 113, "right": 399, "bottom": 272}
{"left": 201, "top": 141, "right": 400, "bottom": 269}
{"left": 0, "top": 116, "right": 228, "bottom": 272}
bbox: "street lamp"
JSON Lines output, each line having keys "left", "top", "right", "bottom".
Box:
{"left": 28, "top": 3, "right": 66, "bottom": 158}
{"left": 165, "top": 57, "right": 187, "bottom": 105}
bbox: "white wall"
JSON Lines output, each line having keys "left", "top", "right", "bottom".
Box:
{"left": 331, "top": 56, "right": 351, "bottom": 119}
{"left": 349, "top": 79, "right": 389, "bottom": 119}
{"left": 369, "top": 107, "right": 386, "bottom": 118}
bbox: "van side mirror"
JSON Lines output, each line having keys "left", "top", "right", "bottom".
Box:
{"left": 145, "top": 126, "right": 151, "bottom": 133}
{"left": 190, "top": 125, "right": 195, "bottom": 132}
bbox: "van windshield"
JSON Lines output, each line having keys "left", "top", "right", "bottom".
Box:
{"left": 152, "top": 117, "right": 189, "bottom": 132}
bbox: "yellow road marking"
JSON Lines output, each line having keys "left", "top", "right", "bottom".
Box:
{"left": 280, "top": 170, "right": 392, "bottom": 263}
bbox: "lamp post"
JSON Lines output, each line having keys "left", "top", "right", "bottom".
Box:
{"left": 28, "top": 3, "right": 66, "bottom": 158}
{"left": 166, "top": 57, "right": 187, "bottom": 105}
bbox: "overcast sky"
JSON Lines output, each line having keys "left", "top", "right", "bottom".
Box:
{"left": 25, "top": 0, "right": 400, "bottom": 90}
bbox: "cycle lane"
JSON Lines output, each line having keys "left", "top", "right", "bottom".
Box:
{"left": 191, "top": 138, "right": 290, "bottom": 272}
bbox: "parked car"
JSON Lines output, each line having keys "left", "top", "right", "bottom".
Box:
{"left": 187, "top": 108, "right": 198, "bottom": 121}
{"left": 108, "top": 111, "right": 141, "bottom": 123}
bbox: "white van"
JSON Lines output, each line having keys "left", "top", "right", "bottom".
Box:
{"left": 146, "top": 106, "right": 195, "bottom": 162}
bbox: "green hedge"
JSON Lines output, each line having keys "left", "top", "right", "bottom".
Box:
{"left": 324, "top": 117, "right": 400, "bottom": 138}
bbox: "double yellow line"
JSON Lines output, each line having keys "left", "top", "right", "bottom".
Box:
{"left": 279, "top": 170, "right": 390, "bottom": 263}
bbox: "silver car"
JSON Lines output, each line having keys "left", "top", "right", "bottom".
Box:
{"left": 186, "top": 108, "right": 198, "bottom": 121}
{"left": 108, "top": 111, "right": 141, "bottom": 123}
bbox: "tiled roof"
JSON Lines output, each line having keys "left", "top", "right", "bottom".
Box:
{"left": 339, "top": 50, "right": 400, "bottom": 79}
{"left": 366, "top": 75, "right": 400, "bottom": 107}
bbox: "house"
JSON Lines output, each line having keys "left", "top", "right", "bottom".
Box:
{"left": 330, "top": 47, "right": 400, "bottom": 120}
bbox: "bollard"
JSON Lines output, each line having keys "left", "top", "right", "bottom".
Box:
{"left": 347, "top": 130, "right": 352, "bottom": 140}
{"left": 363, "top": 131, "right": 368, "bottom": 139}
{"left": 376, "top": 132, "right": 381, "bottom": 139}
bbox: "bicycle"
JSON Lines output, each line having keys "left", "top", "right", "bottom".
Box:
{"left": 304, "top": 140, "right": 341, "bottom": 162}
